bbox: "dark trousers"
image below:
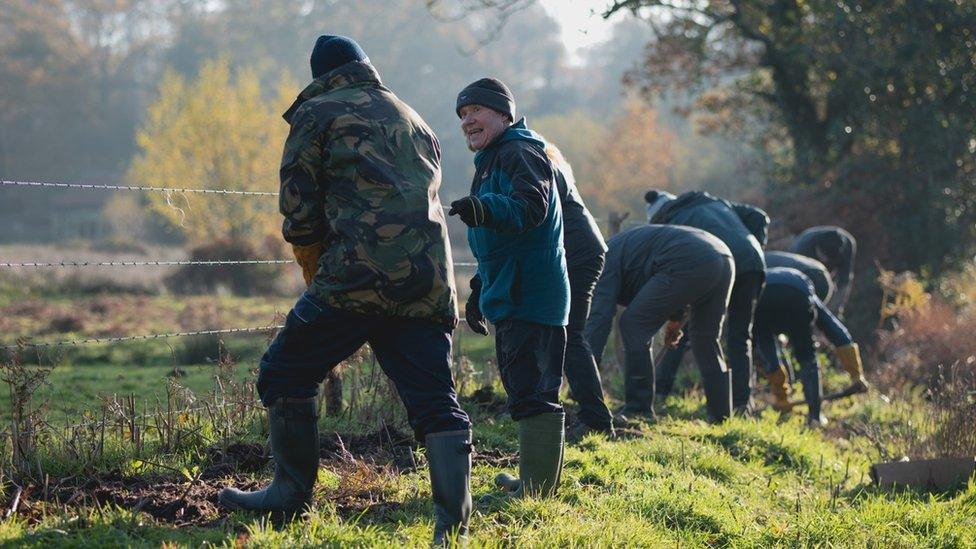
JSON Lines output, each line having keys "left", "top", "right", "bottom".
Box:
{"left": 753, "top": 285, "right": 821, "bottom": 418}
{"left": 618, "top": 255, "right": 733, "bottom": 414}
{"left": 656, "top": 270, "right": 764, "bottom": 408}
{"left": 495, "top": 319, "right": 566, "bottom": 421}
{"left": 564, "top": 255, "right": 613, "bottom": 429}
{"left": 257, "top": 292, "right": 471, "bottom": 441}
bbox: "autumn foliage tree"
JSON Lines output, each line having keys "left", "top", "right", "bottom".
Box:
{"left": 128, "top": 59, "right": 296, "bottom": 294}
{"left": 588, "top": 100, "right": 678, "bottom": 219}
{"left": 129, "top": 58, "right": 293, "bottom": 246}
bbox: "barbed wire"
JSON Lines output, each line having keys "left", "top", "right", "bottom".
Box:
{"left": 0, "top": 325, "right": 285, "bottom": 351}
{"left": 1, "top": 179, "right": 278, "bottom": 196}
{"left": 0, "top": 259, "right": 478, "bottom": 268}
{"left": 0, "top": 259, "right": 294, "bottom": 268}
{"left": 1, "top": 178, "right": 614, "bottom": 223}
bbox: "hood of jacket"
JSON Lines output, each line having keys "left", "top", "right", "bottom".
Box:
{"left": 651, "top": 191, "right": 715, "bottom": 224}
{"left": 474, "top": 117, "right": 546, "bottom": 167}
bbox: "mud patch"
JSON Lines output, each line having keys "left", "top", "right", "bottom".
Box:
{"left": 473, "top": 447, "right": 517, "bottom": 468}
{"left": 26, "top": 471, "right": 233, "bottom": 527}
{"left": 202, "top": 442, "right": 267, "bottom": 479}
{"left": 319, "top": 426, "right": 418, "bottom": 472}
{"left": 464, "top": 386, "right": 508, "bottom": 415}
{"left": 14, "top": 427, "right": 425, "bottom": 527}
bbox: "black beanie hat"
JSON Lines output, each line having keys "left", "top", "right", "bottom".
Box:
{"left": 310, "top": 35, "right": 368, "bottom": 79}
{"left": 456, "top": 78, "right": 516, "bottom": 120}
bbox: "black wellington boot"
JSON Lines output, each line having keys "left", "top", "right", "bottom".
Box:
{"left": 218, "top": 397, "right": 319, "bottom": 514}
{"left": 799, "top": 359, "right": 827, "bottom": 427}
{"left": 701, "top": 370, "right": 733, "bottom": 423}
{"left": 426, "top": 430, "right": 473, "bottom": 546}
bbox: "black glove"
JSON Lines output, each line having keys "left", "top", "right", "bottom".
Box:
{"left": 465, "top": 278, "right": 489, "bottom": 336}
{"left": 449, "top": 196, "right": 489, "bottom": 227}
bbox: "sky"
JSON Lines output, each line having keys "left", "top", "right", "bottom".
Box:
{"left": 538, "top": 0, "right": 625, "bottom": 63}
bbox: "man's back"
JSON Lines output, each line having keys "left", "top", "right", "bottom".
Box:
{"left": 788, "top": 225, "right": 855, "bottom": 274}
{"left": 765, "top": 250, "right": 834, "bottom": 303}
{"left": 654, "top": 191, "right": 765, "bottom": 274}
{"left": 280, "top": 60, "right": 457, "bottom": 325}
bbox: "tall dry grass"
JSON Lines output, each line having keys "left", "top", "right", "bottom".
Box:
{"left": 873, "top": 267, "right": 976, "bottom": 458}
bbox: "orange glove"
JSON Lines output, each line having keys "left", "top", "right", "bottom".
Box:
{"left": 292, "top": 242, "right": 323, "bottom": 286}
{"left": 664, "top": 319, "right": 683, "bottom": 348}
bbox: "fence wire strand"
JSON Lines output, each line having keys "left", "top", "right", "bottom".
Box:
{"left": 0, "top": 260, "right": 294, "bottom": 268}
{"left": 1, "top": 179, "right": 621, "bottom": 226}
{"left": 1, "top": 325, "right": 285, "bottom": 351}
{"left": 0, "top": 259, "right": 478, "bottom": 268}
{"left": 1, "top": 179, "right": 278, "bottom": 197}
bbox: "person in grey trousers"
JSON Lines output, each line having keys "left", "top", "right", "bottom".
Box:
{"left": 585, "top": 224, "right": 736, "bottom": 423}
{"left": 648, "top": 190, "right": 768, "bottom": 412}
{"left": 543, "top": 144, "right": 613, "bottom": 437}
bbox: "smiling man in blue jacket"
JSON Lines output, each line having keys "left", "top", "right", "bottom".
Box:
{"left": 451, "top": 77, "right": 570, "bottom": 498}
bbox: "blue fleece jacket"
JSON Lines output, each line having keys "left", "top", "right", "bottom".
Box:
{"left": 467, "top": 119, "right": 570, "bottom": 326}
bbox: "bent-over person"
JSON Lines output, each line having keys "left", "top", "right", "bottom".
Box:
{"left": 586, "top": 225, "right": 735, "bottom": 423}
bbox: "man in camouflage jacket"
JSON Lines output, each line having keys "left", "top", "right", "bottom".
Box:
{"left": 218, "top": 36, "right": 472, "bottom": 545}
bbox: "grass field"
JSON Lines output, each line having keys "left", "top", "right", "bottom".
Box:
{"left": 0, "top": 288, "right": 972, "bottom": 547}
{"left": 0, "top": 358, "right": 971, "bottom": 547}
{"left": 0, "top": 393, "right": 972, "bottom": 547}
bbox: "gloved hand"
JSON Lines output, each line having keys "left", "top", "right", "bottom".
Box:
{"left": 664, "top": 319, "right": 683, "bottom": 348}
{"left": 291, "top": 242, "right": 323, "bottom": 286}
{"left": 465, "top": 278, "right": 489, "bottom": 335}
{"left": 449, "top": 196, "right": 489, "bottom": 227}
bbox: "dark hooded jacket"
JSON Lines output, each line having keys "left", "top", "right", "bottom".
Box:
{"left": 585, "top": 224, "right": 733, "bottom": 362}
{"left": 764, "top": 251, "right": 834, "bottom": 304}
{"left": 466, "top": 118, "right": 570, "bottom": 326}
{"left": 788, "top": 225, "right": 855, "bottom": 311}
{"left": 757, "top": 267, "right": 852, "bottom": 347}
{"left": 547, "top": 149, "right": 606, "bottom": 268}
{"left": 651, "top": 191, "right": 766, "bottom": 275}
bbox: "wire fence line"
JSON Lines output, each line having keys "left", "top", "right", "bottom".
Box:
{"left": 1, "top": 179, "right": 278, "bottom": 197}
{"left": 0, "top": 260, "right": 294, "bottom": 268}
{"left": 0, "top": 325, "right": 285, "bottom": 351}
{"left": 0, "top": 259, "right": 479, "bottom": 268}
{"left": 1, "top": 178, "right": 620, "bottom": 223}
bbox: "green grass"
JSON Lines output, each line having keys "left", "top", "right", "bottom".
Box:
{"left": 0, "top": 293, "right": 972, "bottom": 547}
{"left": 0, "top": 384, "right": 972, "bottom": 548}
{"left": 0, "top": 362, "right": 255, "bottom": 424}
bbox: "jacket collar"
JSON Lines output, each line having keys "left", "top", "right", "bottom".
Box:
{"left": 474, "top": 117, "right": 544, "bottom": 167}
{"left": 283, "top": 60, "right": 381, "bottom": 123}
{"left": 652, "top": 191, "right": 713, "bottom": 223}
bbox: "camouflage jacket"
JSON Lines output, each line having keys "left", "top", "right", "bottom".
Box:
{"left": 279, "top": 60, "right": 458, "bottom": 326}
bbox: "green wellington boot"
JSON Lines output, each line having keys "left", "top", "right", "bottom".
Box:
{"left": 426, "top": 430, "right": 473, "bottom": 546}
{"left": 218, "top": 397, "right": 319, "bottom": 514}
{"left": 495, "top": 411, "right": 565, "bottom": 497}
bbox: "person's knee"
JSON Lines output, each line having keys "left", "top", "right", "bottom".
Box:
{"left": 412, "top": 403, "right": 471, "bottom": 441}
{"left": 617, "top": 319, "right": 648, "bottom": 351}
